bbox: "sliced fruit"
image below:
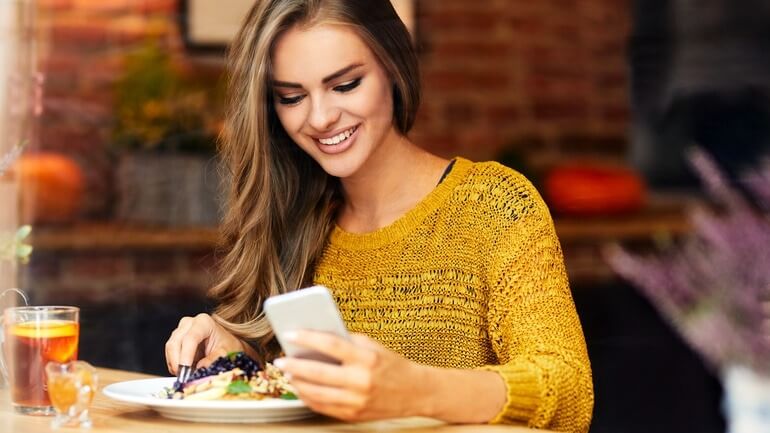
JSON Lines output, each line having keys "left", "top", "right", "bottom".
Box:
{"left": 185, "top": 386, "right": 227, "bottom": 401}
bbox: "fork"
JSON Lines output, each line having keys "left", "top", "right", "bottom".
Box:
{"left": 176, "top": 365, "right": 192, "bottom": 385}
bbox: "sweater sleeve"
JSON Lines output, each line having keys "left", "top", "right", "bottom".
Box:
{"left": 479, "top": 178, "right": 594, "bottom": 433}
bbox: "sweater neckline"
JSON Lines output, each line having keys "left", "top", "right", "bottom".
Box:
{"left": 329, "top": 157, "right": 472, "bottom": 251}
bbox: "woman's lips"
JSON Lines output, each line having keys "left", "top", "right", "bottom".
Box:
{"left": 314, "top": 125, "right": 359, "bottom": 155}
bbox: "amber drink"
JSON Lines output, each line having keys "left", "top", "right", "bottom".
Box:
{"left": 1, "top": 306, "right": 79, "bottom": 415}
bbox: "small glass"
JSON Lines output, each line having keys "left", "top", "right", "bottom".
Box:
{"left": 45, "top": 361, "right": 98, "bottom": 429}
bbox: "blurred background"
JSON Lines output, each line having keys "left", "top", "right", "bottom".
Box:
{"left": 3, "top": 1, "right": 770, "bottom": 432}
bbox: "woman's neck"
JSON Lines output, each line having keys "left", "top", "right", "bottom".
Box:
{"left": 337, "top": 134, "right": 449, "bottom": 234}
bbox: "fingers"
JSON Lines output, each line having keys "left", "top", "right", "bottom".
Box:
{"left": 196, "top": 347, "right": 229, "bottom": 369}
{"left": 165, "top": 316, "right": 194, "bottom": 374}
{"left": 286, "top": 330, "right": 370, "bottom": 364}
{"left": 349, "top": 333, "right": 382, "bottom": 350}
{"left": 299, "top": 400, "right": 363, "bottom": 422}
{"left": 274, "top": 357, "right": 362, "bottom": 389}
{"left": 289, "top": 378, "right": 365, "bottom": 414}
{"left": 178, "top": 314, "right": 216, "bottom": 368}
{"left": 164, "top": 314, "right": 214, "bottom": 375}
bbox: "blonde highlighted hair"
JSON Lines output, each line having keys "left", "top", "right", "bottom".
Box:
{"left": 209, "top": 0, "right": 420, "bottom": 357}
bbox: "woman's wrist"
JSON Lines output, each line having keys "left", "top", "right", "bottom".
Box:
{"left": 409, "top": 363, "right": 440, "bottom": 419}
{"left": 416, "top": 365, "right": 458, "bottom": 420}
{"left": 414, "top": 365, "right": 507, "bottom": 423}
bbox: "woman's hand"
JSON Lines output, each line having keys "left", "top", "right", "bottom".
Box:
{"left": 273, "top": 331, "right": 432, "bottom": 422}
{"left": 164, "top": 313, "right": 249, "bottom": 375}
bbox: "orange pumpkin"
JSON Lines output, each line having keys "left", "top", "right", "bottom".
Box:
{"left": 12, "top": 153, "right": 84, "bottom": 224}
{"left": 544, "top": 163, "right": 646, "bottom": 216}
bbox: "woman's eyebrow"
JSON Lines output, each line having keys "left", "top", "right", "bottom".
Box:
{"left": 272, "top": 63, "right": 364, "bottom": 89}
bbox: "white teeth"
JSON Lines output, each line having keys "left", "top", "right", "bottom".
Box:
{"left": 318, "top": 126, "right": 356, "bottom": 145}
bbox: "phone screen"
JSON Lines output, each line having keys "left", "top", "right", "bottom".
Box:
{"left": 263, "top": 285, "right": 350, "bottom": 363}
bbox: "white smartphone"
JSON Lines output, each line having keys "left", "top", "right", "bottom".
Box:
{"left": 263, "top": 285, "right": 350, "bottom": 364}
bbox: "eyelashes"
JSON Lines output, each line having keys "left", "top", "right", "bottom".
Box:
{"left": 278, "top": 95, "right": 304, "bottom": 106}
{"left": 333, "top": 77, "right": 362, "bottom": 93}
{"left": 276, "top": 77, "right": 363, "bottom": 106}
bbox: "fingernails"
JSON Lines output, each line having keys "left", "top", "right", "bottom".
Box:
{"left": 282, "top": 331, "right": 298, "bottom": 342}
{"left": 273, "top": 358, "right": 286, "bottom": 369}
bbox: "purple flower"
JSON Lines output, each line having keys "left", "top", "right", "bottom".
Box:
{"left": 605, "top": 149, "right": 770, "bottom": 375}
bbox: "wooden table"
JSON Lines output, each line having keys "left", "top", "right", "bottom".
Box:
{"left": 1, "top": 368, "right": 546, "bottom": 433}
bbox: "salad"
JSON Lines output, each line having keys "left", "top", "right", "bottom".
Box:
{"left": 160, "top": 352, "right": 297, "bottom": 401}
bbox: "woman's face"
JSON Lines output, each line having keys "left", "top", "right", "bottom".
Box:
{"left": 271, "top": 23, "right": 396, "bottom": 179}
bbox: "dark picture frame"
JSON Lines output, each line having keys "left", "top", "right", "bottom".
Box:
{"left": 179, "top": 0, "right": 253, "bottom": 54}
{"left": 180, "top": 0, "right": 417, "bottom": 55}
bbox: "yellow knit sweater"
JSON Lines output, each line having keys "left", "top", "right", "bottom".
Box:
{"left": 313, "top": 157, "right": 593, "bottom": 432}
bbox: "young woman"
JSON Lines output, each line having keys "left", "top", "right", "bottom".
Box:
{"left": 164, "top": 1, "right": 593, "bottom": 431}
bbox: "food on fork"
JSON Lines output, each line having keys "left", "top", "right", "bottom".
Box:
{"left": 159, "top": 352, "right": 297, "bottom": 401}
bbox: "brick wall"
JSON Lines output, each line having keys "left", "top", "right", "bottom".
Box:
{"left": 26, "top": 2, "right": 203, "bottom": 374}
{"left": 25, "top": 249, "right": 216, "bottom": 304}
{"left": 27, "top": 0, "right": 629, "bottom": 304}
{"left": 35, "top": 0, "right": 631, "bottom": 219}
{"left": 36, "top": 0, "right": 180, "bottom": 218}
{"left": 21, "top": 246, "right": 216, "bottom": 374}
{"left": 414, "top": 0, "right": 631, "bottom": 168}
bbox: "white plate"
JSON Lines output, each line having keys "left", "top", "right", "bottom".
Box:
{"left": 103, "top": 377, "right": 314, "bottom": 423}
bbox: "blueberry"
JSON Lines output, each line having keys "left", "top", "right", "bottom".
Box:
{"left": 173, "top": 352, "right": 263, "bottom": 393}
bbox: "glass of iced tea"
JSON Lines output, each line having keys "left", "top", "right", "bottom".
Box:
{"left": 1, "top": 306, "right": 79, "bottom": 415}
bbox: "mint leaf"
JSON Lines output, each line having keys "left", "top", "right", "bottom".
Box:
{"left": 16, "top": 244, "right": 32, "bottom": 264}
{"left": 15, "top": 225, "right": 32, "bottom": 241}
{"left": 279, "top": 392, "right": 298, "bottom": 400}
{"left": 226, "top": 380, "right": 252, "bottom": 395}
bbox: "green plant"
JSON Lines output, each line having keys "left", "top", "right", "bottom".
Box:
{"left": 0, "top": 143, "right": 33, "bottom": 265}
{"left": 0, "top": 225, "right": 33, "bottom": 264}
{"left": 112, "top": 43, "right": 221, "bottom": 153}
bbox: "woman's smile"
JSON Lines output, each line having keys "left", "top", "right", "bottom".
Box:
{"left": 313, "top": 124, "right": 360, "bottom": 154}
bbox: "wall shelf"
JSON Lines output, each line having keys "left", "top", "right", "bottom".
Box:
{"left": 29, "top": 223, "right": 220, "bottom": 251}
{"left": 26, "top": 194, "right": 693, "bottom": 286}
{"left": 29, "top": 211, "right": 689, "bottom": 252}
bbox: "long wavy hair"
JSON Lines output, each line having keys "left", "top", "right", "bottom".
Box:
{"left": 209, "top": 0, "right": 420, "bottom": 356}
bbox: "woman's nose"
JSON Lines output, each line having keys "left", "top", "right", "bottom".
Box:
{"left": 308, "top": 96, "right": 341, "bottom": 132}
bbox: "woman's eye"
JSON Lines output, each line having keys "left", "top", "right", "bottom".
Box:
{"left": 333, "top": 78, "right": 362, "bottom": 93}
{"left": 277, "top": 94, "right": 305, "bottom": 106}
